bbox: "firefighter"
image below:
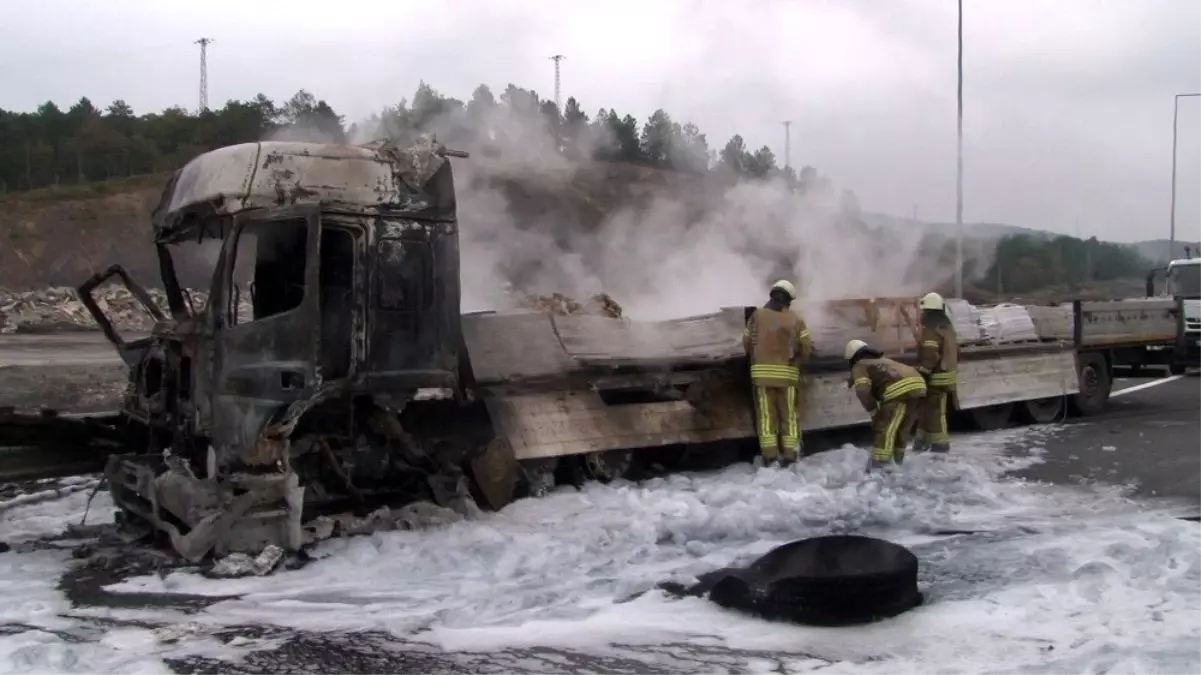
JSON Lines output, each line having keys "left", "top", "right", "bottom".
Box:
{"left": 914, "top": 292, "right": 959, "bottom": 454}
{"left": 743, "top": 279, "right": 812, "bottom": 467}
{"left": 844, "top": 339, "right": 927, "bottom": 471}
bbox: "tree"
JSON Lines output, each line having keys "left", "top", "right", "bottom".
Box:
{"left": 639, "top": 109, "right": 674, "bottom": 166}
{"left": 562, "top": 96, "right": 588, "bottom": 146}
{"left": 719, "top": 134, "right": 748, "bottom": 175}
{"left": 744, "top": 145, "right": 777, "bottom": 179}
{"left": 276, "top": 90, "right": 346, "bottom": 143}
{"left": 466, "top": 84, "right": 497, "bottom": 122}
{"left": 0, "top": 78, "right": 865, "bottom": 206}
{"left": 984, "top": 233, "right": 1151, "bottom": 294}
{"left": 672, "top": 122, "right": 710, "bottom": 173}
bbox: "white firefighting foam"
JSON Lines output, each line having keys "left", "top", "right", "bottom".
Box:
{"left": 0, "top": 426, "right": 1197, "bottom": 673}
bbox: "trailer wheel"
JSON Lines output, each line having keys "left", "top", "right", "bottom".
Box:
{"left": 468, "top": 438, "right": 518, "bottom": 511}
{"left": 707, "top": 535, "right": 923, "bottom": 626}
{"left": 1018, "top": 397, "right": 1065, "bottom": 424}
{"left": 968, "top": 403, "right": 1015, "bottom": 430}
{"left": 566, "top": 450, "right": 634, "bottom": 485}
{"left": 1070, "top": 352, "right": 1111, "bottom": 416}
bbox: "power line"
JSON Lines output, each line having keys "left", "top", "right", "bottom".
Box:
{"left": 549, "top": 55, "right": 565, "bottom": 110}
{"left": 195, "top": 37, "right": 215, "bottom": 113}
{"left": 781, "top": 120, "right": 792, "bottom": 171}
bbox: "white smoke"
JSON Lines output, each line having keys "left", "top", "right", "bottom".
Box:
{"left": 357, "top": 86, "right": 998, "bottom": 325}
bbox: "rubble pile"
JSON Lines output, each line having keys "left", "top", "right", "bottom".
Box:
{"left": 0, "top": 285, "right": 223, "bottom": 335}
{"left": 2, "top": 285, "right": 626, "bottom": 334}
{"left": 2, "top": 285, "right": 158, "bottom": 334}
{"left": 517, "top": 292, "right": 624, "bottom": 318}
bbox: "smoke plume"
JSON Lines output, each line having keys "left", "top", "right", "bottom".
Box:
{"left": 351, "top": 93, "right": 996, "bottom": 326}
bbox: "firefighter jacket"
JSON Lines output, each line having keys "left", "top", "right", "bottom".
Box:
{"left": 850, "top": 357, "right": 927, "bottom": 413}
{"left": 743, "top": 306, "right": 812, "bottom": 387}
{"left": 918, "top": 318, "right": 959, "bottom": 389}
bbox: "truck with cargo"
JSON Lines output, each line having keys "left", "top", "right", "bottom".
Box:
{"left": 0, "top": 138, "right": 1183, "bottom": 562}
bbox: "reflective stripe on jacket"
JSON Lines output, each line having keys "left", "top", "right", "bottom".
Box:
{"left": 850, "top": 356, "right": 927, "bottom": 412}
{"left": 918, "top": 319, "right": 960, "bottom": 389}
{"left": 743, "top": 306, "right": 812, "bottom": 386}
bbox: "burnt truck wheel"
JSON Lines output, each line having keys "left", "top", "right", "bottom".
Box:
{"left": 1070, "top": 352, "right": 1111, "bottom": 416}
{"left": 1018, "top": 396, "right": 1064, "bottom": 424}
{"left": 565, "top": 450, "right": 635, "bottom": 486}
{"left": 968, "top": 402, "right": 1015, "bottom": 430}
{"left": 707, "top": 535, "right": 922, "bottom": 626}
{"left": 468, "top": 438, "right": 518, "bottom": 511}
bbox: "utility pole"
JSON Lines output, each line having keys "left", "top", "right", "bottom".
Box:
{"left": 1169, "top": 92, "right": 1200, "bottom": 261}
{"left": 195, "top": 37, "right": 214, "bottom": 113}
{"left": 549, "top": 55, "right": 566, "bottom": 110}
{"left": 782, "top": 121, "right": 792, "bottom": 171}
{"left": 954, "top": 0, "right": 965, "bottom": 299}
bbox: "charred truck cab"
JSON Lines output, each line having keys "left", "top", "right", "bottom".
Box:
{"left": 81, "top": 139, "right": 490, "bottom": 561}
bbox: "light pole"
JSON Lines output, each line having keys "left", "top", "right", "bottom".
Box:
{"left": 1170, "top": 92, "right": 1200, "bottom": 261}
{"left": 954, "top": 0, "right": 964, "bottom": 299}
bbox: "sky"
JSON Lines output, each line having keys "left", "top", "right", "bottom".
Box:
{"left": 0, "top": 0, "right": 1198, "bottom": 243}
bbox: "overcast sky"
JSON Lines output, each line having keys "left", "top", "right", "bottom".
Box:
{"left": 2, "top": 0, "right": 1199, "bottom": 242}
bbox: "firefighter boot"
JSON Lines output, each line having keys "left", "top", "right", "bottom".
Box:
{"left": 779, "top": 443, "right": 801, "bottom": 469}
{"left": 866, "top": 457, "right": 891, "bottom": 473}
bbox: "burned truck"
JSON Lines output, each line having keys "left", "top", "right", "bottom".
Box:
{"left": 74, "top": 137, "right": 1169, "bottom": 565}
{"left": 82, "top": 138, "right": 509, "bottom": 562}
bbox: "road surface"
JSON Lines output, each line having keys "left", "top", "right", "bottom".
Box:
{"left": 1015, "top": 372, "right": 1199, "bottom": 506}
{"left": 0, "top": 332, "right": 1197, "bottom": 672}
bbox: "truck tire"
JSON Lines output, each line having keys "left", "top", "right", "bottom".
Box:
{"left": 969, "top": 403, "right": 1015, "bottom": 430}
{"left": 707, "top": 535, "right": 923, "bottom": 626}
{"left": 1018, "top": 397, "right": 1065, "bottom": 424}
{"left": 1169, "top": 363, "right": 1186, "bottom": 376}
{"left": 1070, "top": 352, "right": 1111, "bottom": 416}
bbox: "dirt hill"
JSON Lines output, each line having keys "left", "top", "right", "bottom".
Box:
{"left": 0, "top": 158, "right": 719, "bottom": 293}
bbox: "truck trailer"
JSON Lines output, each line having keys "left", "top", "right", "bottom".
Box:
{"left": 1, "top": 138, "right": 1182, "bottom": 562}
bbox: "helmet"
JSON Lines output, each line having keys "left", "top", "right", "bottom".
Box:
{"left": 770, "top": 279, "right": 797, "bottom": 301}
{"left": 919, "top": 292, "right": 946, "bottom": 311}
{"left": 844, "top": 339, "right": 869, "bottom": 361}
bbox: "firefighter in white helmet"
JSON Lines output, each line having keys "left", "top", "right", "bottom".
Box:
{"left": 845, "top": 339, "right": 927, "bottom": 471}
{"left": 913, "top": 292, "right": 959, "bottom": 454}
{"left": 742, "top": 280, "right": 812, "bottom": 467}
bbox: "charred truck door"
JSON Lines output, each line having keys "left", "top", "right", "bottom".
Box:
{"left": 208, "top": 205, "right": 323, "bottom": 457}
{"left": 368, "top": 219, "right": 462, "bottom": 394}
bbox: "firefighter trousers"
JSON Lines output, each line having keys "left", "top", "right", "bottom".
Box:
{"left": 871, "top": 396, "right": 921, "bottom": 464}
{"left": 915, "top": 387, "right": 951, "bottom": 447}
{"left": 754, "top": 384, "right": 800, "bottom": 461}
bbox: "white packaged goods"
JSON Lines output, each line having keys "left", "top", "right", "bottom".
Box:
{"left": 945, "top": 298, "right": 984, "bottom": 343}
{"left": 977, "top": 303, "right": 1040, "bottom": 343}
{"left": 1024, "top": 304, "right": 1074, "bottom": 341}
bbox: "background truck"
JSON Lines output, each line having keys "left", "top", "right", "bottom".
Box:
{"left": 1, "top": 138, "right": 1184, "bottom": 562}
{"left": 1145, "top": 253, "right": 1201, "bottom": 373}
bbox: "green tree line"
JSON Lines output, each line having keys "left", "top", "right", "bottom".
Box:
{"left": 0, "top": 81, "right": 832, "bottom": 195}
{"left": 984, "top": 234, "right": 1152, "bottom": 294}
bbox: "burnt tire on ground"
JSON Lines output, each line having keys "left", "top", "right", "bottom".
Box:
{"left": 707, "top": 535, "right": 922, "bottom": 626}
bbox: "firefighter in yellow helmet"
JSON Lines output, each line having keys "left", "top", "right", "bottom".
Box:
{"left": 845, "top": 339, "right": 927, "bottom": 472}
{"left": 913, "top": 292, "right": 959, "bottom": 454}
{"left": 742, "top": 279, "right": 812, "bottom": 467}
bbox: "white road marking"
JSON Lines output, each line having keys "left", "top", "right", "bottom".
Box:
{"left": 1111, "top": 375, "right": 1185, "bottom": 398}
